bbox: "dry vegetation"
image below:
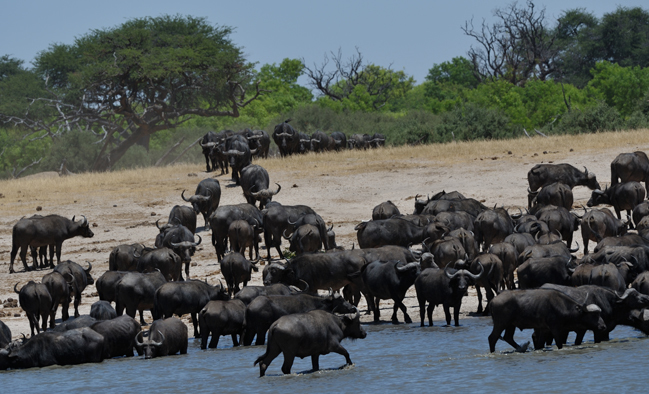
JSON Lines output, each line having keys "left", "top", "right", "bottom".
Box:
{"left": 1, "top": 129, "right": 647, "bottom": 214}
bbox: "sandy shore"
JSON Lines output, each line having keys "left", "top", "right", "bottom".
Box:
{"left": 1, "top": 137, "right": 647, "bottom": 339}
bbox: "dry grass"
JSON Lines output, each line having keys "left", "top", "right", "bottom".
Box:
{"left": 0, "top": 129, "right": 647, "bottom": 216}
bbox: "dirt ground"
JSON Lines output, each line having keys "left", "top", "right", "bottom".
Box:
{"left": 1, "top": 137, "right": 647, "bottom": 339}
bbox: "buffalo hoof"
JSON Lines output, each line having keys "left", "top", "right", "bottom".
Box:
{"left": 9, "top": 268, "right": 15, "bottom": 274}
{"left": 516, "top": 342, "right": 530, "bottom": 353}
{"left": 391, "top": 318, "right": 400, "bottom": 325}
{"left": 404, "top": 316, "right": 412, "bottom": 324}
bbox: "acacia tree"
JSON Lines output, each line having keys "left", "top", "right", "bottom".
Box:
{"left": 0, "top": 15, "right": 264, "bottom": 171}
{"left": 303, "top": 48, "right": 414, "bottom": 111}
{"left": 462, "top": 1, "right": 561, "bottom": 86}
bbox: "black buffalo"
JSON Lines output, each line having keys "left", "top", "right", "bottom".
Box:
{"left": 42, "top": 271, "right": 74, "bottom": 327}
{"left": 90, "top": 315, "right": 141, "bottom": 358}
{"left": 372, "top": 201, "right": 400, "bottom": 220}
{"left": 587, "top": 181, "right": 645, "bottom": 220}
{"left": 135, "top": 317, "right": 188, "bottom": 359}
{"left": 135, "top": 247, "right": 183, "bottom": 282}
{"left": 272, "top": 120, "right": 300, "bottom": 157}
{"left": 227, "top": 220, "right": 259, "bottom": 260}
{"left": 527, "top": 163, "right": 600, "bottom": 192}
{"left": 15, "top": 281, "right": 52, "bottom": 336}
{"left": 198, "top": 299, "right": 247, "bottom": 349}
{"left": 243, "top": 291, "right": 356, "bottom": 346}
{"left": 153, "top": 280, "right": 230, "bottom": 338}
{"left": 415, "top": 262, "right": 482, "bottom": 326}
{"left": 220, "top": 252, "right": 259, "bottom": 296}
{"left": 581, "top": 208, "right": 628, "bottom": 254}
{"left": 90, "top": 301, "right": 117, "bottom": 321}
{"left": 10, "top": 214, "right": 94, "bottom": 273}
{"left": 115, "top": 271, "right": 167, "bottom": 325}
{"left": 611, "top": 151, "right": 649, "bottom": 194}
{"left": 109, "top": 243, "right": 146, "bottom": 272}
{"left": 254, "top": 310, "right": 365, "bottom": 377}
{"left": 53, "top": 261, "right": 94, "bottom": 318}
{"left": 233, "top": 284, "right": 296, "bottom": 305}
{"left": 240, "top": 164, "right": 281, "bottom": 209}
{"left": 182, "top": 178, "right": 221, "bottom": 230}
{"left": 360, "top": 261, "right": 420, "bottom": 324}
{"left": 210, "top": 203, "right": 264, "bottom": 261}
{"left": 0, "top": 327, "right": 107, "bottom": 370}
{"left": 488, "top": 288, "right": 606, "bottom": 352}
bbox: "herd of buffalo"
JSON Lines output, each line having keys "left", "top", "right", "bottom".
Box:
{"left": 4, "top": 128, "right": 649, "bottom": 376}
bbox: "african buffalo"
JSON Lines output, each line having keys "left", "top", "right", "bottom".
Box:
{"left": 488, "top": 288, "right": 606, "bottom": 352}
{"left": 581, "top": 208, "right": 628, "bottom": 254}
{"left": 154, "top": 280, "right": 230, "bottom": 338}
{"left": 114, "top": 271, "right": 167, "bottom": 325}
{"left": 527, "top": 163, "right": 600, "bottom": 192}
{"left": 611, "top": 151, "right": 649, "bottom": 194}
{"left": 361, "top": 261, "right": 421, "bottom": 324}
{"left": 109, "top": 243, "right": 146, "bottom": 272}
{"left": 0, "top": 327, "right": 107, "bottom": 370}
{"left": 42, "top": 271, "right": 74, "bottom": 327}
{"left": 272, "top": 120, "right": 300, "bottom": 157}
{"left": 198, "top": 299, "right": 247, "bottom": 349}
{"left": 53, "top": 261, "right": 94, "bottom": 318}
{"left": 587, "top": 181, "right": 645, "bottom": 221}
{"left": 15, "top": 281, "right": 52, "bottom": 336}
{"left": 220, "top": 252, "right": 259, "bottom": 296}
{"left": 135, "top": 317, "right": 188, "bottom": 359}
{"left": 10, "top": 214, "right": 94, "bottom": 273}
{"left": 254, "top": 310, "right": 365, "bottom": 377}
{"left": 182, "top": 179, "right": 221, "bottom": 230}
{"left": 372, "top": 201, "right": 400, "bottom": 220}
{"left": 90, "top": 315, "right": 141, "bottom": 358}
{"left": 240, "top": 164, "right": 281, "bottom": 209}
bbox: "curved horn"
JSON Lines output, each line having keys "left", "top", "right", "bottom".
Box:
{"left": 64, "top": 273, "right": 75, "bottom": 284}
{"left": 84, "top": 261, "right": 92, "bottom": 273}
{"left": 298, "top": 279, "right": 309, "bottom": 292}
{"left": 152, "top": 330, "right": 164, "bottom": 347}
{"left": 181, "top": 190, "right": 190, "bottom": 202}
{"left": 13, "top": 282, "right": 21, "bottom": 294}
{"left": 569, "top": 241, "right": 580, "bottom": 253}
{"left": 466, "top": 262, "right": 484, "bottom": 279}
{"left": 250, "top": 148, "right": 258, "bottom": 155}
{"left": 584, "top": 166, "right": 589, "bottom": 175}
{"left": 593, "top": 189, "right": 605, "bottom": 195}
{"left": 270, "top": 183, "right": 281, "bottom": 196}
{"left": 617, "top": 288, "right": 636, "bottom": 300}
{"left": 135, "top": 331, "right": 145, "bottom": 346}
{"left": 156, "top": 219, "right": 163, "bottom": 230}
{"left": 282, "top": 229, "right": 292, "bottom": 240}
{"left": 444, "top": 264, "right": 458, "bottom": 279}
{"left": 193, "top": 234, "right": 202, "bottom": 246}
{"left": 80, "top": 215, "right": 88, "bottom": 227}
{"left": 328, "top": 224, "right": 334, "bottom": 232}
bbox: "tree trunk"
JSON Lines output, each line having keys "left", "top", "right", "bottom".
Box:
{"left": 92, "top": 128, "right": 149, "bottom": 172}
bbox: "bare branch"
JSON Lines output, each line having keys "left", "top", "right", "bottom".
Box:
{"left": 11, "top": 157, "right": 43, "bottom": 179}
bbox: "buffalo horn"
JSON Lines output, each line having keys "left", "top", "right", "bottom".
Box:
{"left": 467, "top": 262, "right": 484, "bottom": 279}
{"left": 13, "top": 282, "right": 21, "bottom": 294}
{"left": 569, "top": 241, "right": 580, "bottom": 253}
{"left": 156, "top": 219, "right": 162, "bottom": 230}
{"left": 593, "top": 189, "right": 605, "bottom": 195}
{"left": 444, "top": 264, "right": 457, "bottom": 279}
{"left": 181, "top": 190, "right": 190, "bottom": 202}
{"left": 152, "top": 330, "right": 164, "bottom": 347}
{"left": 617, "top": 288, "right": 637, "bottom": 300}
{"left": 135, "top": 331, "right": 145, "bottom": 346}
{"left": 84, "top": 262, "right": 92, "bottom": 273}
{"left": 64, "top": 273, "right": 75, "bottom": 283}
{"left": 193, "top": 234, "right": 202, "bottom": 246}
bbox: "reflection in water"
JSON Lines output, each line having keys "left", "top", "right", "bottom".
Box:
{"left": 2, "top": 316, "right": 647, "bottom": 393}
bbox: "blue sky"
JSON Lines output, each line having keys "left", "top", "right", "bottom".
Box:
{"left": 2, "top": 0, "right": 647, "bottom": 84}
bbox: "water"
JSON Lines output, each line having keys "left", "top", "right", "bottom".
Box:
{"left": 2, "top": 316, "right": 647, "bottom": 393}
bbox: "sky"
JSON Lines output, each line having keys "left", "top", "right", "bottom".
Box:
{"left": 2, "top": 0, "right": 647, "bottom": 85}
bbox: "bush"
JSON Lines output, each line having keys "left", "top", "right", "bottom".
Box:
{"left": 40, "top": 130, "right": 101, "bottom": 173}
{"left": 552, "top": 102, "right": 623, "bottom": 134}
{"left": 434, "top": 103, "right": 514, "bottom": 142}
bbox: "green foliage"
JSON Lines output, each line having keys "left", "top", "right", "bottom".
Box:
{"left": 599, "top": 6, "right": 649, "bottom": 68}
{"left": 0, "top": 56, "right": 49, "bottom": 118}
{"left": 587, "top": 61, "right": 649, "bottom": 117}
{"left": 426, "top": 57, "right": 479, "bottom": 89}
{"left": 0, "top": 128, "right": 51, "bottom": 178}
{"left": 551, "top": 102, "right": 623, "bottom": 134}
{"left": 316, "top": 64, "right": 415, "bottom": 112}
{"left": 434, "top": 103, "right": 515, "bottom": 142}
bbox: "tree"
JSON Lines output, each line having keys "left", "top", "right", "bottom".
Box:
{"left": 462, "top": 0, "right": 561, "bottom": 85}
{"left": 426, "top": 57, "right": 479, "bottom": 88}
{"left": 0, "top": 15, "right": 264, "bottom": 171}
{"left": 303, "top": 48, "right": 414, "bottom": 111}
{"left": 553, "top": 8, "right": 601, "bottom": 87}
{"left": 599, "top": 6, "right": 649, "bottom": 67}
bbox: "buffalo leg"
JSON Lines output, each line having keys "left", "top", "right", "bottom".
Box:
{"left": 476, "top": 286, "right": 483, "bottom": 314}
{"left": 427, "top": 304, "right": 435, "bottom": 326}
{"left": 394, "top": 299, "right": 411, "bottom": 324}
{"left": 231, "top": 333, "right": 239, "bottom": 347}
{"left": 200, "top": 325, "right": 210, "bottom": 349}
{"left": 417, "top": 296, "right": 427, "bottom": 327}
{"left": 55, "top": 242, "right": 63, "bottom": 265}
{"left": 331, "top": 343, "right": 353, "bottom": 367}
{"left": 488, "top": 326, "right": 503, "bottom": 352}
{"left": 372, "top": 297, "right": 381, "bottom": 322}
{"left": 138, "top": 308, "right": 146, "bottom": 326}
{"left": 48, "top": 245, "right": 56, "bottom": 268}
{"left": 30, "top": 247, "right": 39, "bottom": 270}
{"left": 9, "top": 244, "right": 19, "bottom": 273}
{"left": 311, "top": 355, "right": 320, "bottom": 372}
{"left": 281, "top": 354, "right": 295, "bottom": 375}
{"left": 209, "top": 330, "right": 220, "bottom": 349}
{"left": 242, "top": 329, "right": 255, "bottom": 346}
{"left": 582, "top": 233, "right": 589, "bottom": 255}
{"left": 191, "top": 312, "right": 199, "bottom": 338}
{"left": 73, "top": 291, "right": 81, "bottom": 318}
{"left": 256, "top": 342, "right": 281, "bottom": 377}
{"left": 502, "top": 326, "right": 529, "bottom": 352}
{"left": 255, "top": 329, "right": 266, "bottom": 346}
{"left": 575, "top": 329, "right": 586, "bottom": 345}
{"left": 19, "top": 246, "right": 31, "bottom": 272}
{"left": 40, "top": 310, "right": 48, "bottom": 332}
